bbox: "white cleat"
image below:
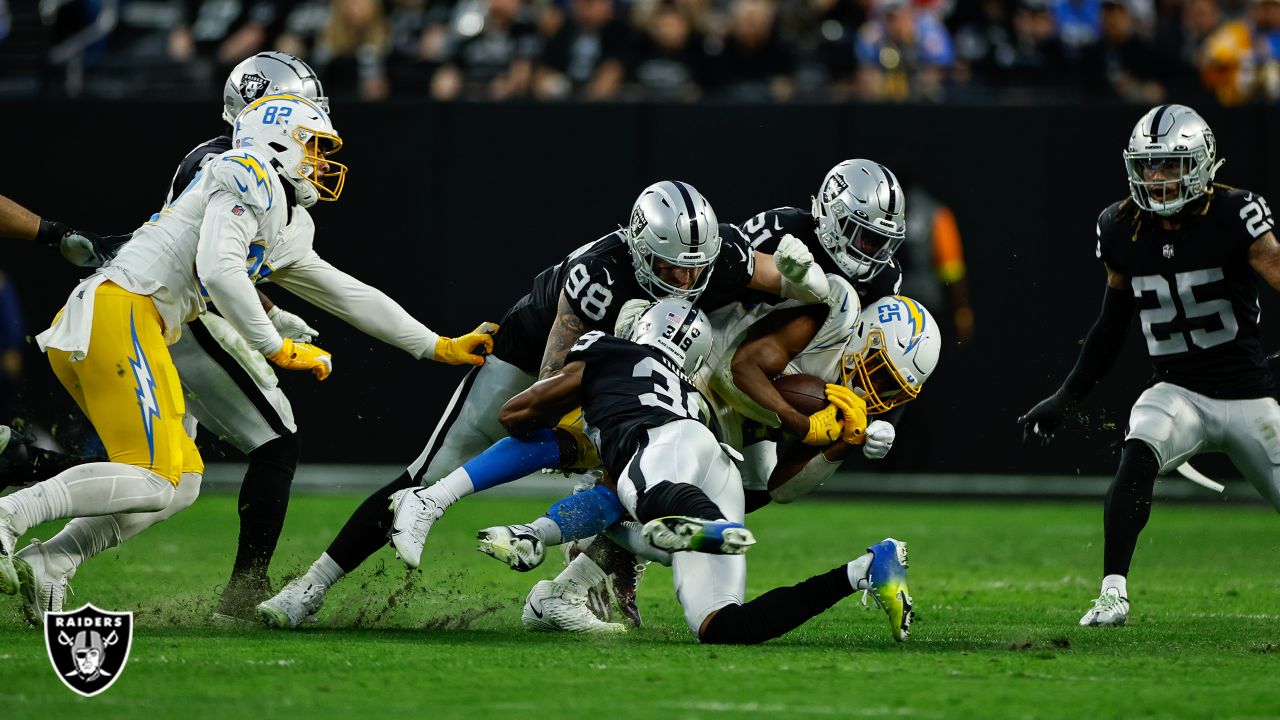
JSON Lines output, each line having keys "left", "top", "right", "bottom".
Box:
{"left": 476, "top": 526, "right": 546, "bottom": 572}
{"left": 388, "top": 488, "right": 443, "bottom": 569}
{"left": 256, "top": 577, "right": 326, "bottom": 630}
{"left": 0, "top": 507, "right": 19, "bottom": 595}
{"left": 15, "top": 541, "right": 69, "bottom": 626}
{"left": 522, "top": 580, "right": 626, "bottom": 634}
{"left": 1079, "top": 588, "right": 1129, "bottom": 627}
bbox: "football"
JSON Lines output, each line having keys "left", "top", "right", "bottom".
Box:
{"left": 773, "top": 373, "right": 829, "bottom": 415}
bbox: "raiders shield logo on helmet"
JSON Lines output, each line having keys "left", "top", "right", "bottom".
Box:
{"left": 238, "top": 72, "right": 271, "bottom": 104}
{"left": 44, "top": 604, "right": 133, "bottom": 697}
{"left": 630, "top": 206, "right": 648, "bottom": 237}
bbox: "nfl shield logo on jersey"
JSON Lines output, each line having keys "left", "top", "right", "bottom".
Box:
{"left": 1163, "top": 244, "right": 1175, "bottom": 258}
{"left": 44, "top": 604, "right": 134, "bottom": 697}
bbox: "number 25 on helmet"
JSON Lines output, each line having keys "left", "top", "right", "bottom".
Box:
{"left": 233, "top": 94, "right": 347, "bottom": 208}
{"left": 842, "top": 296, "right": 941, "bottom": 414}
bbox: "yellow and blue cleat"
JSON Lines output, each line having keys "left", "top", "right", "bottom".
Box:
{"left": 866, "top": 537, "right": 913, "bottom": 642}
{"left": 642, "top": 517, "right": 756, "bottom": 555}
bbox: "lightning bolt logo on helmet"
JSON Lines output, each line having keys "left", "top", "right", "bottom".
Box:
{"left": 127, "top": 309, "right": 161, "bottom": 467}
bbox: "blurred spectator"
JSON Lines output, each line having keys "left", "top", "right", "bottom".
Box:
{"left": 631, "top": 0, "right": 712, "bottom": 101}
{"left": 1200, "top": 0, "right": 1280, "bottom": 104}
{"left": 1079, "top": 0, "right": 1164, "bottom": 102}
{"left": 852, "top": 0, "right": 954, "bottom": 102}
{"left": 170, "top": 1, "right": 292, "bottom": 67}
{"left": 536, "top": 0, "right": 634, "bottom": 100}
{"left": 430, "top": 0, "right": 542, "bottom": 100}
{"left": 1151, "top": 0, "right": 1223, "bottom": 99}
{"left": 899, "top": 183, "right": 975, "bottom": 347}
{"left": 779, "top": 0, "right": 870, "bottom": 96}
{"left": 953, "top": 0, "right": 1016, "bottom": 84}
{"left": 1002, "top": 0, "right": 1072, "bottom": 87}
{"left": 705, "top": 0, "right": 796, "bottom": 101}
{"left": 314, "top": 0, "right": 392, "bottom": 100}
{"left": 1053, "top": 0, "right": 1102, "bottom": 55}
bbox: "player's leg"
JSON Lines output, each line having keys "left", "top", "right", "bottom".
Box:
{"left": 1082, "top": 383, "right": 1208, "bottom": 627}
{"left": 0, "top": 424, "right": 103, "bottom": 493}
{"left": 1, "top": 286, "right": 192, "bottom": 594}
{"left": 1220, "top": 396, "right": 1280, "bottom": 510}
{"left": 171, "top": 314, "right": 301, "bottom": 618}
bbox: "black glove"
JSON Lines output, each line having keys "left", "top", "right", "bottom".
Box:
{"left": 1017, "top": 391, "right": 1075, "bottom": 446}
{"left": 35, "top": 218, "right": 69, "bottom": 249}
{"left": 59, "top": 228, "right": 120, "bottom": 268}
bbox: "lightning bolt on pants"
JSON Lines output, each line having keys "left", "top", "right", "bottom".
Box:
{"left": 46, "top": 282, "right": 203, "bottom": 484}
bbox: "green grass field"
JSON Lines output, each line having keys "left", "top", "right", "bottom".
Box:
{"left": 1, "top": 491, "right": 1278, "bottom": 719}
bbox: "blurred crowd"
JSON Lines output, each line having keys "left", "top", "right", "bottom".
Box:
{"left": 13, "top": 0, "right": 1280, "bottom": 103}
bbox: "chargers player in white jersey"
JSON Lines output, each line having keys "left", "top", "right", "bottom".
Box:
{"left": 0, "top": 95, "right": 495, "bottom": 615}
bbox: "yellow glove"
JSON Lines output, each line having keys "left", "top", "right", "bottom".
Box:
{"left": 803, "top": 404, "right": 842, "bottom": 446}
{"left": 268, "top": 338, "right": 333, "bottom": 381}
{"left": 435, "top": 322, "right": 499, "bottom": 366}
{"left": 825, "top": 383, "right": 867, "bottom": 445}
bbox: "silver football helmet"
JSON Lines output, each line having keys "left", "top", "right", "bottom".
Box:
{"left": 1124, "top": 104, "right": 1223, "bottom": 217}
{"left": 627, "top": 181, "right": 722, "bottom": 301}
{"left": 628, "top": 298, "right": 713, "bottom": 376}
{"left": 812, "top": 159, "right": 906, "bottom": 280}
{"left": 223, "top": 52, "right": 329, "bottom": 125}
{"left": 842, "top": 295, "right": 940, "bottom": 414}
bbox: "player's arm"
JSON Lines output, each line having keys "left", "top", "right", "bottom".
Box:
{"left": 767, "top": 440, "right": 854, "bottom": 503}
{"left": 0, "top": 194, "right": 118, "bottom": 267}
{"left": 1247, "top": 230, "right": 1280, "bottom": 291}
{"left": 738, "top": 229, "right": 831, "bottom": 304}
{"left": 270, "top": 251, "right": 495, "bottom": 365}
{"left": 538, "top": 290, "right": 589, "bottom": 378}
{"left": 500, "top": 360, "right": 586, "bottom": 437}
{"left": 1018, "top": 264, "right": 1134, "bottom": 445}
{"left": 196, "top": 191, "right": 287, "bottom": 356}
{"left": 730, "top": 304, "right": 840, "bottom": 441}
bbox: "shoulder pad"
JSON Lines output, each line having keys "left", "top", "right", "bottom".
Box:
{"left": 209, "top": 149, "right": 281, "bottom": 214}
{"left": 1095, "top": 198, "right": 1131, "bottom": 260}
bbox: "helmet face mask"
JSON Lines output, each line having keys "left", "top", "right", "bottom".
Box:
{"left": 813, "top": 160, "right": 906, "bottom": 280}
{"left": 235, "top": 95, "right": 347, "bottom": 208}
{"left": 223, "top": 52, "right": 329, "bottom": 126}
{"left": 1124, "top": 104, "right": 1220, "bottom": 217}
{"left": 841, "top": 295, "right": 940, "bottom": 414}
{"left": 627, "top": 181, "right": 722, "bottom": 301}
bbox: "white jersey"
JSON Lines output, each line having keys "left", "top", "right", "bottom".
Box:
{"left": 696, "top": 274, "right": 861, "bottom": 447}
{"left": 40, "top": 148, "right": 440, "bottom": 360}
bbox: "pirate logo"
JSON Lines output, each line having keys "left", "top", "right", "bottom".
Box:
{"left": 630, "top": 206, "right": 648, "bottom": 238}
{"left": 822, "top": 173, "right": 849, "bottom": 204}
{"left": 238, "top": 72, "right": 271, "bottom": 104}
{"left": 45, "top": 604, "right": 133, "bottom": 697}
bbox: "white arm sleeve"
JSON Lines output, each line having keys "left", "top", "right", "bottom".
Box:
{"left": 195, "top": 191, "right": 285, "bottom": 356}
{"left": 270, "top": 250, "right": 440, "bottom": 359}
{"left": 769, "top": 452, "right": 841, "bottom": 504}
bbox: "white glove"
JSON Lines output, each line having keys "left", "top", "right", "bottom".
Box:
{"left": 268, "top": 306, "right": 319, "bottom": 344}
{"left": 863, "top": 420, "right": 896, "bottom": 460}
{"left": 775, "top": 234, "right": 813, "bottom": 281}
{"left": 776, "top": 234, "right": 831, "bottom": 304}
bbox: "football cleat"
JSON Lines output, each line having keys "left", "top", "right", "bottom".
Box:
{"left": 522, "top": 580, "right": 626, "bottom": 634}
{"left": 15, "top": 540, "right": 69, "bottom": 626}
{"left": 388, "top": 487, "right": 443, "bottom": 569}
{"left": 865, "top": 538, "right": 913, "bottom": 642}
{"left": 476, "top": 526, "right": 546, "bottom": 571}
{"left": 256, "top": 577, "right": 326, "bottom": 630}
{"left": 642, "top": 516, "right": 756, "bottom": 555}
{"left": 0, "top": 506, "right": 19, "bottom": 595}
{"left": 609, "top": 557, "right": 646, "bottom": 628}
{"left": 565, "top": 541, "right": 613, "bottom": 622}
{"left": 1079, "top": 588, "right": 1129, "bottom": 627}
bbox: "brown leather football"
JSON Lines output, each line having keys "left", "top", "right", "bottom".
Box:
{"left": 772, "top": 373, "right": 828, "bottom": 415}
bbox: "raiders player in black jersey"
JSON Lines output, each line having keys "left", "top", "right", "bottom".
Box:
{"left": 258, "top": 180, "right": 830, "bottom": 628}
{"left": 504, "top": 300, "right": 913, "bottom": 643}
{"left": 1019, "top": 104, "right": 1280, "bottom": 627}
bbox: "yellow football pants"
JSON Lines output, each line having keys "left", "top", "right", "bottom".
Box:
{"left": 47, "top": 282, "right": 203, "bottom": 485}
{"left": 556, "top": 407, "right": 601, "bottom": 470}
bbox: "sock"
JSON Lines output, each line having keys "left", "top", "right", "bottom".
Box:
{"left": 700, "top": 566, "right": 855, "bottom": 645}
{"left": 304, "top": 552, "right": 346, "bottom": 590}
{"left": 557, "top": 553, "right": 607, "bottom": 591}
{"left": 231, "top": 435, "right": 300, "bottom": 580}
{"left": 633, "top": 481, "right": 726, "bottom": 524}
{"left": 516, "top": 517, "right": 563, "bottom": 546}
{"left": 604, "top": 521, "right": 672, "bottom": 565}
{"left": 0, "top": 462, "right": 173, "bottom": 535}
{"left": 1101, "top": 574, "right": 1128, "bottom": 598}
{"left": 545, "top": 484, "right": 625, "bottom": 541}
{"left": 324, "top": 471, "right": 417, "bottom": 573}
{"left": 1103, "top": 440, "right": 1159, "bottom": 578}
{"left": 845, "top": 552, "right": 872, "bottom": 591}
{"left": 28, "top": 471, "right": 200, "bottom": 578}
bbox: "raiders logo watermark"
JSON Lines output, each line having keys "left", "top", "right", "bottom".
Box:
{"left": 238, "top": 72, "right": 271, "bottom": 103}
{"left": 44, "top": 604, "right": 133, "bottom": 697}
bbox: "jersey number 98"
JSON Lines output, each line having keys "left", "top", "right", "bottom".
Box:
{"left": 566, "top": 263, "right": 614, "bottom": 322}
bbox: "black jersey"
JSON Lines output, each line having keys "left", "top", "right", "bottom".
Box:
{"left": 737, "top": 206, "right": 904, "bottom": 308}
{"left": 1096, "top": 186, "right": 1276, "bottom": 399}
{"left": 166, "top": 135, "right": 233, "bottom": 207}
{"left": 567, "top": 332, "right": 716, "bottom": 477}
{"left": 494, "top": 225, "right": 756, "bottom": 374}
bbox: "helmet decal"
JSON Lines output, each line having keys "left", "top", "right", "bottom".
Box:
{"left": 238, "top": 72, "right": 270, "bottom": 104}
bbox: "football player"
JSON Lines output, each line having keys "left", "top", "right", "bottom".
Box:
{"left": 257, "top": 180, "right": 830, "bottom": 628}
{"left": 498, "top": 300, "right": 911, "bottom": 643}
{"left": 1019, "top": 104, "right": 1280, "bottom": 627}
{"left": 0, "top": 95, "right": 494, "bottom": 617}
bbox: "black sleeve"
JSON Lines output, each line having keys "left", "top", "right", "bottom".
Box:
{"left": 1221, "top": 189, "right": 1276, "bottom": 254}
{"left": 166, "top": 137, "right": 232, "bottom": 206}
{"left": 560, "top": 250, "right": 625, "bottom": 333}
{"left": 712, "top": 224, "right": 757, "bottom": 290}
{"left": 1058, "top": 284, "right": 1136, "bottom": 402}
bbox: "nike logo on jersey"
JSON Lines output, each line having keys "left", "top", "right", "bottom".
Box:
{"left": 773, "top": 216, "right": 783, "bottom": 231}
{"left": 602, "top": 268, "right": 613, "bottom": 285}
{"left": 233, "top": 178, "right": 249, "bottom": 193}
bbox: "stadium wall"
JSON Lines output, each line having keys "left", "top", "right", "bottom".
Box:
{"left": 4, "top": 100, "right": 1280, "bottom": 478}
